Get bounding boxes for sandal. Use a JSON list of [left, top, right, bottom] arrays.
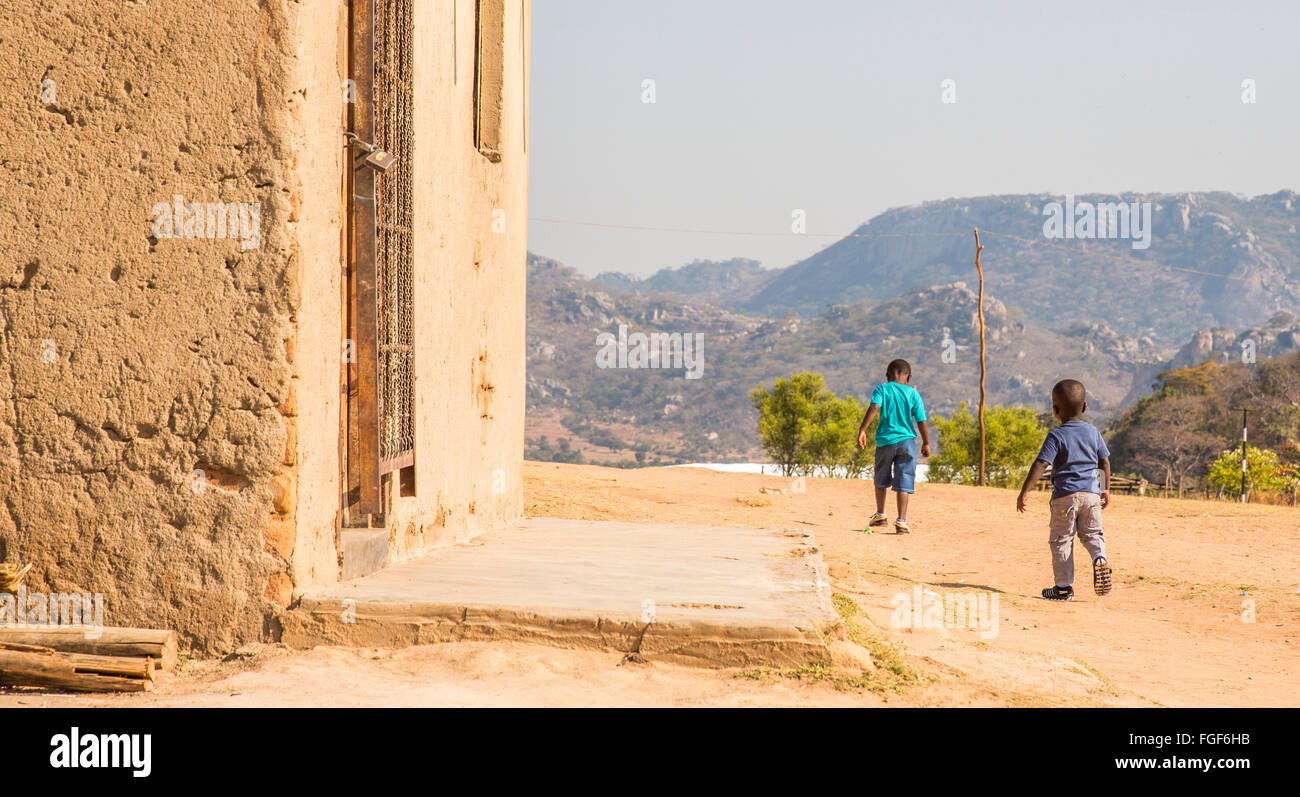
[[1093, 559, 1112, 596], [1042, 585, 1074, 601]]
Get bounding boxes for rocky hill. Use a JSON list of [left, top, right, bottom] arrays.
[[1166, 312, 1300, 370], [528, 189, 1300, 463], [592, 257, 774, 311], [526, 253, 1183, 464], [744, 191, 1300, 342]]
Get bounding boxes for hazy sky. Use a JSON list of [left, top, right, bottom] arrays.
[[527, 0, 1300, 278]]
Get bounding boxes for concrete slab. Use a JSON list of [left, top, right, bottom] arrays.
[[339, 529, 390, 581], [282, 518, 841, 667]]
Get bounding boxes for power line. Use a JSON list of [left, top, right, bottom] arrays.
[[528, 217, 966, 240]]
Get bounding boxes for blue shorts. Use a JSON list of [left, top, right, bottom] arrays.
[[874, 438, 917, 493]]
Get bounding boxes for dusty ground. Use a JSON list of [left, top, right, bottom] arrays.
[[5, 461, 1298, 707]]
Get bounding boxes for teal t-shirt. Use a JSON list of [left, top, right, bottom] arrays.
[[870, 382, 926, 446]]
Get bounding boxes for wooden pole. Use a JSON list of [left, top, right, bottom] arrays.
[[0, 642, 154, 679], [0, 626, 177, 671], [0, 646, 152, 693], [974, 228, 987, 486], [1240, 408, 1248, 504]]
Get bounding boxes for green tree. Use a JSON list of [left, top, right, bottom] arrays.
[[927, 404, 976, 483], [839, 394, 876, 479], [798, 393, 875, 477], [751, 372, 831, 476], [928, 403, 1048, 487], [751, 373, 875, 477], [1205, 447, 1286, 500], [1278, 443, 1300, 504], [1109, 353, 1300, 477], [1126, 395, 1223, 496]]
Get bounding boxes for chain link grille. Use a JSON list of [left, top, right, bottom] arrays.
[[374, 0, 415, 468]]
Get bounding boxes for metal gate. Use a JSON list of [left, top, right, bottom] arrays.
[[348, 0, 415, 517], [374, 0, 415, 473]]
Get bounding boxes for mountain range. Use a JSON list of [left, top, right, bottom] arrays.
[[529, 190, 1300, 464]]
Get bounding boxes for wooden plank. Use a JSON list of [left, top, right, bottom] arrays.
[[0, 627, 177, 672], [0, 641, 53, 654], [350, 0, 382, 517], [1, 642, 154, 679], [65, 653, 154, 681], [0, 648, 151, 693], [380, 449, 414, 473]]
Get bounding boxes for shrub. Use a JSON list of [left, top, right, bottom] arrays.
[[928, 403, 1047, 488]]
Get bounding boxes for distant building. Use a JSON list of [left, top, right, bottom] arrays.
[[1, 1, 530, 652]]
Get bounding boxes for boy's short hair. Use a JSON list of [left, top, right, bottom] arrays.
[[1052, 379, 1086, 415], [886, 359, 911, 381]]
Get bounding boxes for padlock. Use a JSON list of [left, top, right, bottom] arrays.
[[345, 132, 398, 173], [362, 149, 398, 173]]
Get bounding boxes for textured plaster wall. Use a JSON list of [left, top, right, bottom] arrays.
[[0, 0, 528, 652], [0, 0, 316, 653]]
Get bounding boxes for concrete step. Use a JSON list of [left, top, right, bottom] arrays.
[[285, 518, 841, 668], [339, 528, 390, 581]]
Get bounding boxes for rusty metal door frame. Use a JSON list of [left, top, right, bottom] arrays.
[[348, 0, 382, 517], [347, 0, 416, 520]]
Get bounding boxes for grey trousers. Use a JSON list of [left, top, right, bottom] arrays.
[[1049, 492, 1106, 586]]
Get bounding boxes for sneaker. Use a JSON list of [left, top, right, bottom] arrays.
[[1042, 585, 1074, 601], [894, 518, 910, 534], [1093, 558, 1112, 596], [867, 512, 888, 528]]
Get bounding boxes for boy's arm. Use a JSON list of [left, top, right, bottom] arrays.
[[1099, 457, 1111, 508], [1017, 459, 1048, 513], [913, 392, 930, 457], [856, 404, 880, 450]]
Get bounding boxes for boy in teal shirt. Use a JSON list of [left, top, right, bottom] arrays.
[[856, 359, 931, 533]]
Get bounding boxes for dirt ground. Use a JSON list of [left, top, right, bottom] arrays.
[[5, 461, 1298, 707]]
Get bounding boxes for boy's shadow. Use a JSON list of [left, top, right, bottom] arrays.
[[930, 581, 1009, 594]]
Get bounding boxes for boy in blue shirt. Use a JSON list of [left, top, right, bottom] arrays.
[[1016, 379, 1113, 601], [856, 359, 931, 534]]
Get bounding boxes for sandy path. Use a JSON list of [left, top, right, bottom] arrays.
[[5, 462, 1297, 707]]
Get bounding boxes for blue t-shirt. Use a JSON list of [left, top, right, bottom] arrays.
[[869, 382, 926, 446], [1035, 420, 1110, 499]]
